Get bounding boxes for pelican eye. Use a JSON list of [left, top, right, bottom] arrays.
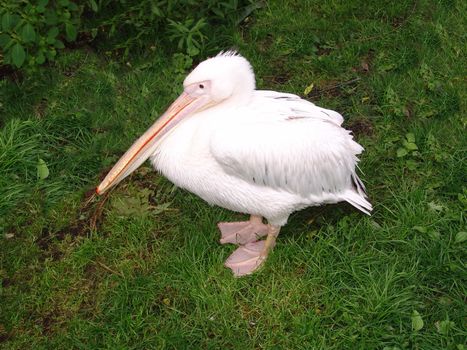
[[199, 84, 204, 89]]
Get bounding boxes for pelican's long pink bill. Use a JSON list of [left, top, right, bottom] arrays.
[[96, 92, 208, 195]]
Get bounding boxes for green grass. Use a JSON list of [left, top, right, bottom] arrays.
[[1, 0, 466, 348]]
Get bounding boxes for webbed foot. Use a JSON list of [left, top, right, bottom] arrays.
[[224, 225, 281, 277], [218, 215, 268, 245]]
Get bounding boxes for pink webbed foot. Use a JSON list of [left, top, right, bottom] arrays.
[[224, 241, 267, 277], [224, 225, 281, 277], [218, 215, 268, 245]]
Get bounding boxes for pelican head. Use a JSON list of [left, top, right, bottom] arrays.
[[97, 51, 255, 194], [184, 51, 255, 104]]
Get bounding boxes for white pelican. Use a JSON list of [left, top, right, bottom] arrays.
[[97, 51, 372, 276]]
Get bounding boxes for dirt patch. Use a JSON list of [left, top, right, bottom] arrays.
[[264, 71, 291, 85], [391, 16, 407, 28], [0, 333, 11, 344], [36, 226, 52, 251], [0, 64, 22, 82], [33, 98, 48, 119], [36, 183, 110, 261], [1, 278, 12, 288], [0, 323, 11, 343], [306, 78, 361, 99], [346, 118, 375, 137], [257, 34, 274, 53], [352, 50, 375, 74], [263, 64, 291, 85], [308, 82, 342, 98], [297, 202, 357, 228], [65, 32, 95, 50], [29, 308, 65, 336], [57, 191, 108, 240], [263, 56, 292, 85], [37, 227, 65, 262], [150, 285, 179, 315], [40, 313, 55, 335], [317, 47, 332, 56]]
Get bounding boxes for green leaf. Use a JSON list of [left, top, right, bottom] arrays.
[[47, 27, 59, 39], [50, 48, 57, 56], [411, 310, 424, 331], [110, 188, 170, 218], [65, 23, 77, 41], [44, 10, 58, 25], [212, 7, 225, 18], [0, 33, 12, 48], [38, 0, 49, 6], [406, 133, 415, 143], [45, 48, 57, 60], [304, 83, 314, 95], [428, 201, 444, 212], [151, 3, 161, 16], [413, 226, 427, 233], [236, 1, 264, 25], [378, 63, 397, 72], [37, 159, 49, 180], [403, 141, 418, 151], [89, 0, 98, 12], [370, 220, 382, 230], [11, 43, 26, 67], [68, 2, 78, 11], [10, 14, 20, 28], [406, 159, 418, 170], [54, 39, 65, 49], [397, 148, 408, 157], [436, 320, 454, 335], [419, 108, 435, 118], [455, 231, 467, 243], [1, 12, 12, 31], [36, 52, 45, 64], [187, 45, 199, 57], [3, 50, 12, 65], [37, 4, 46, 13], [21, 23, 36, 43]]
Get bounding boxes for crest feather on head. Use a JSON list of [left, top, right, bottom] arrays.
[[216, 50, 241, 58]]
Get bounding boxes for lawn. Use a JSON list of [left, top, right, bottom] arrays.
[[1, 0, 466, 349]]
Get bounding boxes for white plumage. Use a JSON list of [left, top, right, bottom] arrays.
[[152, 88, 371, 225], [98, 51, 372, 276]]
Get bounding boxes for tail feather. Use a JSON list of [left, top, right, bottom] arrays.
[[343, 189, 372, 215], [352, 173, 367, 197]]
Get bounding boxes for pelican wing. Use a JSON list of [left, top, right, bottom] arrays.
[[254, 90, 344, 126], [210, 93, 371, 213]]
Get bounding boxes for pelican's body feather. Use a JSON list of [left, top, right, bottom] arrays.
[[151, 90, 371, 226]]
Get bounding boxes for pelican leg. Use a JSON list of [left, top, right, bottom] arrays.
[[224, 225, 281, 277], [218, 215, 268, 245]]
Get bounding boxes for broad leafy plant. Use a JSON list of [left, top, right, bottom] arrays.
[[168, 18, 207, 57], [83, 0, 259, 57], [0, 0, 260, 71], [0, 0, 81, 69]]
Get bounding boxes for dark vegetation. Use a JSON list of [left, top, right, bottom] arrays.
[[0, 0, 259, 70]]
